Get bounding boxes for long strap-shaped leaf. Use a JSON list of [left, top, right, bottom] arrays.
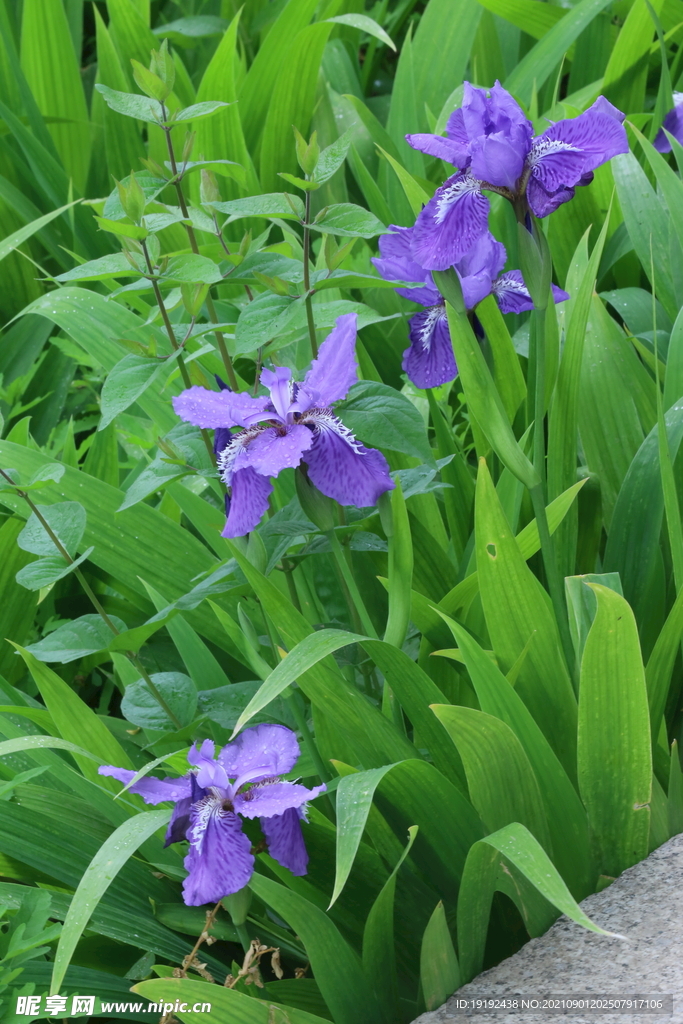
[[50, 808, 171, 995], [457, 822, 617, 983]]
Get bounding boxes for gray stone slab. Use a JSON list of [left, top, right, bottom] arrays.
[[412, 834, 683, 1024]]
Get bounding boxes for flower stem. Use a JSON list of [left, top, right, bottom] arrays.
[[326, 529, 377, 638], [0, 468, 183, 729], [302, 189, 318, 359], [162, 121, 239, 391], [140, 239, 216, 467]]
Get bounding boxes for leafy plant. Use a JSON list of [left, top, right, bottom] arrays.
[[0, 2, 682, 1022]]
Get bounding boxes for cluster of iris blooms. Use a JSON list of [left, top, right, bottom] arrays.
[[373, 81, 630, 389], [104, 84, 683, 905]]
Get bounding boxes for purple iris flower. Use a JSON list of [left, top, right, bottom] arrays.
[[654, 93, 683, 152], [172, 314, 394, 537], [99, 724, 326, 905], [406, 83, 628, 270], [372, 225, 568, 389]]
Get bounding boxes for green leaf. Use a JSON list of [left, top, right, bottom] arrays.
[[23, 613, 127, 664], [578, 584, 652, 876], [95, 83, 163, 124], [173, 100, 230, 123], [50, 809, 171, 995], [162, 254, 224, 284], [314, 129, 354, 185], [258, 23, 334, 192], [55, 253, 139, 282], [94, 215, 149, 240], [15, 546, 94, 591], [377, 146, 430, 217], [12, 646, 134, 782], [17, 501, 85, 557], [325, 14, 396, 50], [311, 203, 385, 238], [330, 760, 482, 912], [504, 0, 614, 105], [420, 901, 460, 1012], [20, 0, 91, 193], [134, 977, 331, 1024], [612, 151, 678, 321], [548, 215, 611, 577], [249, 874, 381, 1024], [362, 826, 417, 1024], [446, 305, 539, 490], [432, 705, 552, 853], [457, 823, 612, 983], [121, 672, 197, 731], [336, 381, 434, 464], [99, 354, 176, 430], [475, 461, 578, 778], [0, 200, 78, 265], [211, 193, 304, 221]]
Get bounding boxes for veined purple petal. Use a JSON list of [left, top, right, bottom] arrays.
[[98, 766, 191, 805], [405, 132, 467, 166], [586, 95, 625, 123], [404, 307, 456, 389], [654, 98, 683, 152], [492, 271, 570, 313], [242, 424, 312, 478], [165, 796, 193, 847], [298, 313, 358, 408], [526, 176, 575, 218], [221, 466, 272, 537], [411, 173, 489, 271], [219, 724, 301, 781], [183, 797, 254, 904], [261, 807, 309, 875], [260, 366, 293, 421], [372, 226, 440, 305], [492, 270, 534, 314], [173, 386, 270, 429], [303, 414, 395, 507], [531, 105, 628, 191], [234, 780, 326, 820]]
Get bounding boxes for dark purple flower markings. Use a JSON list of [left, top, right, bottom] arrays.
[[406, 82, 628, 271], [172, 314, 394, 537], [99, 724, 326, 905], [372, 224, 568, 389]]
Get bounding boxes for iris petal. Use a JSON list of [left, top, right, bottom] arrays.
[[404, 307, 456, 389], [303, 415, 395, 507], [411, 173, 490, 271], [298, 313, 359, 408], [261, 807, 309, 876], [219, 723, 301, 781], [183, 798, 254, 904], [234, 781, 326, 820], [172, 386, 270, 429], [221, 467, 272, 538]]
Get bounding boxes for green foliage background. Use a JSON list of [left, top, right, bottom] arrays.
[[0, 0, 681, 1021]]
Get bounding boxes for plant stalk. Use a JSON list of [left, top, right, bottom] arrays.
[[326, 529, 377, 638], [163, 119, 239, 390]]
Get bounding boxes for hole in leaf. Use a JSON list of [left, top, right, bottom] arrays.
[[486, 543, 497, 558]]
